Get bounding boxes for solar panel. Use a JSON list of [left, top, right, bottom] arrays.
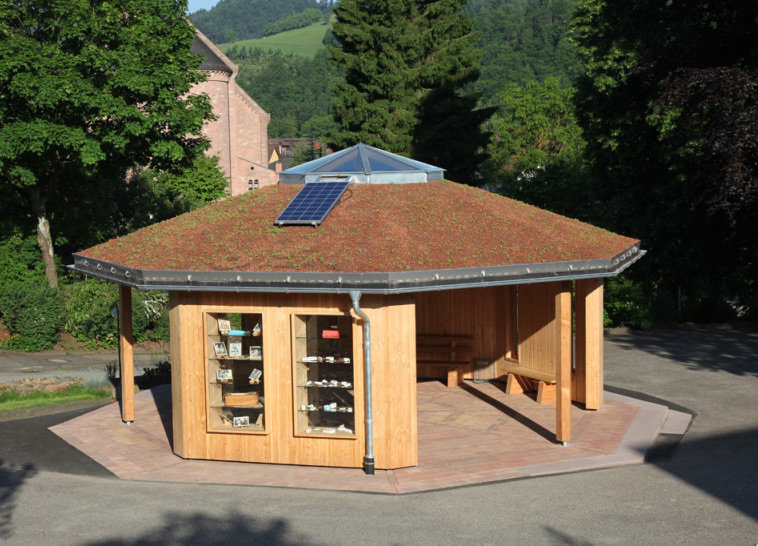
[[275, 181, 350, 226]]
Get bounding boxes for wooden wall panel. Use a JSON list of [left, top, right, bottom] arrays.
[[516, 282, 562, 378], [416, 286, 512, 380], [169, 291, 209, 459], [171, 291, 404, 468], [363, 294, 417, 469]]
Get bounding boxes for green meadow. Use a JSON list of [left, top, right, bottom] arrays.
[[219, 23, 330, 58]]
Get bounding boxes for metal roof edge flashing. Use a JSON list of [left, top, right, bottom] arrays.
[[69, 244, 643, 294]]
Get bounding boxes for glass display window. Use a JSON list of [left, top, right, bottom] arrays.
[[292, 314, 356, 437], [206, 312, 266, 433]]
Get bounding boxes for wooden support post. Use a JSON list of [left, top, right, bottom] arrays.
[[556, 282, 572, 443], [575, 278, 604, 410], [505, 286, 517, 360], [119, 285, 135, 423]]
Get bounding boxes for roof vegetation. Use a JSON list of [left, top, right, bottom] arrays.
[[78, 181, 638, 274]]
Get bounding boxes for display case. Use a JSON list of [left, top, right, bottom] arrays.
[[293, 314, 355, 437], [206, 312, 266, 433]]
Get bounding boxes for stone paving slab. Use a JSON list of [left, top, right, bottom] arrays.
[[49, 381, 676, 494]]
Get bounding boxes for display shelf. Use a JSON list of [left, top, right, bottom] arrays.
[[293, 314, 355, 438], [298, 407, 353, 413], [211, 402, 264, 409], [206, 312, 266, 434], [298, 384, 353, 389]]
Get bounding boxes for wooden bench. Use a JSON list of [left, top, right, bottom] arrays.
[[502, 358, 557, 404], [416, 334, 473, 387]]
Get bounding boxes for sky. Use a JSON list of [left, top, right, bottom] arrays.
[[187, 0, 219, 14]]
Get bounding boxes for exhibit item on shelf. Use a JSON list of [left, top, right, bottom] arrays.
[[225, 392, 259, 406], [228, 329, 247, 337], [233, 416, 249, 428], [249, 368, 262, 384], [213, 341, 227, 357], [294, 314, 356, 437], [252, 322, 262, 336], [217, 319, 231, 334], [249, 346, 262, 360], [228, 342, 242, 357], [216, 369, 233, 382]]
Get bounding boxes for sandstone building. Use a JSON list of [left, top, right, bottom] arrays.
[[191, 30, 278, 195]]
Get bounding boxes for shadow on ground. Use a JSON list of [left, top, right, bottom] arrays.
[[0, 463, 36, 540], [656, 426, 758, 521], [85, 512, 317, 546], [609, 327, 758, 376]]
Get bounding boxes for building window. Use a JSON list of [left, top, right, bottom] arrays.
[[253, 180, 259, 190], [248, 180, 253, 191]]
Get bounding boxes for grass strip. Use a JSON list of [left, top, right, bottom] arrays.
[[0, 384, 111, 412]]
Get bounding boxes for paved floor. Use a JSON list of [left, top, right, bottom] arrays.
[[49, 379, 688, 494]]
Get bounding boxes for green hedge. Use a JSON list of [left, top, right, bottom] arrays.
[[0, 280, 65, 351], [63, 279, 170, 348]]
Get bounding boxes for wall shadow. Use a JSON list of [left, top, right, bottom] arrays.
[[608, 327, 758, 377], [147, 384, 174, 449], [85, 511, 318, 546], [0, 462, 36, 541]]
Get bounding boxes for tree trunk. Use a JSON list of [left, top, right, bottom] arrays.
[[30, 188, 58, 289]]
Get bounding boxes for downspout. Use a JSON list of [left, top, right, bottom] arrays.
[[350, 291, 375, 475]]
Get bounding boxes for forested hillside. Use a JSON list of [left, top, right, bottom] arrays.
[[214, 0, 579, 136], [189, 0, 331, 43], [231, 48, 340, 138], [470, 0, 580, 102]]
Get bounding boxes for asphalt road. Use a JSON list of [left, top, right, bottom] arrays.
[[0, 349, 169, 385], [1, 326, 757, 545]]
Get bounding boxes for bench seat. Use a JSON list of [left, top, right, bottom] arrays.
[[416, 334, 473, 387]]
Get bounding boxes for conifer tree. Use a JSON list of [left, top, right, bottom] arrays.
[[329, 0, 493, 184]]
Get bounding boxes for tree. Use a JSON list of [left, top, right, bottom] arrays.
[[329, 0, 493, 184], [483, 77, 593, 218], [572, 0, 758, 317], [0, 0, 214, 287], [468, 0, 581, 104]]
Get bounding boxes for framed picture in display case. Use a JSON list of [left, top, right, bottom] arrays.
[[213, 342, 227, 357], [233, 416, 249, 428], [216, 369, 233, 382], [217, 319, 231, 333], [229, 342, 242, 357]]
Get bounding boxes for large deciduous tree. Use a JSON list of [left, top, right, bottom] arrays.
[[329, 0, 493, 184], [571, 0, 758, 316], [0, 0, 214, 288], [484, 77, 593, 219]]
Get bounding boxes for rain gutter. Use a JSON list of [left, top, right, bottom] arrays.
[[349, 291, 374, 475], [68, 244, 645, 294]]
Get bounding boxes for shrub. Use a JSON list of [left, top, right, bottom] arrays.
[[132, 290, 170, 342], [64, 279, 170, 347], [604, 276, 653, 330], [0, 280, 65, 351], [136, 359, 171, 390], [0, 234, 48, 289], [64, 278, 119, 348]]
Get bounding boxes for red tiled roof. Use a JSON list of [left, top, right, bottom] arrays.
[[77, 181, 638, 274]]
